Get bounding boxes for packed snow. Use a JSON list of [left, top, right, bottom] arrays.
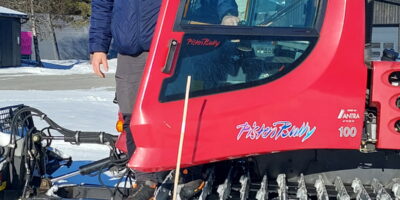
[[0, 59, 117, 76], [0, 59, 125, 187], [0, 90, 117, 132], [0, 60, 119, 161], [0, 90, 118, 160]]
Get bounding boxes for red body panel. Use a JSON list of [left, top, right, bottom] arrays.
[[371, 61, 400, 149], [116, 131, 128, 153], [115, 0, 368, 172]]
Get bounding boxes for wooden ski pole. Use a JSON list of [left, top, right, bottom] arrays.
[[172, 76, 191, 200]]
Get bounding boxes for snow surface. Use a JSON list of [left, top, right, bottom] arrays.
[[0, 59, 117, 76], [1, 59, 121, 186], [0, 90, 118, 161]]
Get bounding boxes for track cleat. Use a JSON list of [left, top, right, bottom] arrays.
[[277, 174, 288, 200], [180, 179, 205, 200], [351, 178, 371, 200], [296, 174, 307, 200]]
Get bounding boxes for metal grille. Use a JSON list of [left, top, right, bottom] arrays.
[[0, 105, 33, 137]]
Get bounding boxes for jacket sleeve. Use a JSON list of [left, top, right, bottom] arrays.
[[89, 0, 114, 54], [217, 0, 238, 20]]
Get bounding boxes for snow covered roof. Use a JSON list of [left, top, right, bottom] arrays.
[[0, 6, 28, 19]]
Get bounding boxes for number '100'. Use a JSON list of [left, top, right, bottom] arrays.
[[339, 127, 357, 137]]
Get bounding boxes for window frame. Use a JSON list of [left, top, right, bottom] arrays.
[[159, 0, 328, 102], [173, 0, 327, 37]]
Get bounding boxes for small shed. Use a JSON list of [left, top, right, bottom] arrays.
[[0, 6, 28, 67]]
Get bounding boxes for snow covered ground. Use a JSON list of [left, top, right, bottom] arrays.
[[0, 90, 117, 133], [0, 59, 121, 186], [0, 59, 117, 76], [0, 90, 118, 161]]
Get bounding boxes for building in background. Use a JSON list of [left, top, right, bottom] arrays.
[[22, 16, 91, 60], [372, 0, 400, 60], [20, 14, 92, 61], [0, 6, 28, 67], [1, 1, 399, 62]]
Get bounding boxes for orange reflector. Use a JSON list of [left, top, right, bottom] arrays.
[[0, 181, 6, 191], [183, 169, 189, 175], [116, 120, 124, 133], [0, 173, 5, 191]]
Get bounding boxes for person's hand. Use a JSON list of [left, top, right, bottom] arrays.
[[221, 15, 240, 26], [91, 52, 109, 78]]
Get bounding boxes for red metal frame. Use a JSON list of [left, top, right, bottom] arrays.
[[116, 0, 368, 172], [370, 61, 400, 149]]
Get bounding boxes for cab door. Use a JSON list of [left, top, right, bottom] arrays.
[[127, 0, 368, 172]]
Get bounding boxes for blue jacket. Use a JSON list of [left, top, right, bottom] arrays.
[[89, 0, 162, 55], [89, 0, 238, 56]]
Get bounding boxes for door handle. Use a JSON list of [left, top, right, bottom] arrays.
[[162, 39, 178, 74]]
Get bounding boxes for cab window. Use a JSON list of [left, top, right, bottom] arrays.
[[160, 35, 315, 102], [180, 0, 319, 28], [160, 0, 322, 102]]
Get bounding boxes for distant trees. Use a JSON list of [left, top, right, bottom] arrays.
[[1, 1, 29, 13], [1, 0, 92, 62], [1, 0, 91, 19]]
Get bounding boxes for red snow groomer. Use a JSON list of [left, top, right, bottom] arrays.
[[1, 0, 400, 199]]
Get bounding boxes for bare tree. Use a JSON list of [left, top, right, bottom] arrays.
[[2, 0, 91, 61], [0, 1, 29, 12], [30, 0, 42, 66], [47, 13, 60, 60]]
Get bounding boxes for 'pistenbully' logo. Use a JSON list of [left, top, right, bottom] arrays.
[[236, 121, 316, 142]]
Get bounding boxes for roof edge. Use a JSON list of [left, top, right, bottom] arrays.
[[0, 6, 28, 19]]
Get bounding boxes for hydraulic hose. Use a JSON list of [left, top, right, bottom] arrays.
[[10, 106, 118, 145], [63, 131, 118, 145], [51, 154, 128, 183]]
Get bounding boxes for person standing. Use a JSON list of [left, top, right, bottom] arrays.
[[89, 0, 163, 199]]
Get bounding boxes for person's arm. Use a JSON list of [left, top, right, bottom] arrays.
[[217, 0, 240, 25], [89, 0, 114, 78]]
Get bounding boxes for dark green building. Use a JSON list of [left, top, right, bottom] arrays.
[[0, 6, 28, 67]]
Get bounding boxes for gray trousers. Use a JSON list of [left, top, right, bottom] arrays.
[[116, 53, 147, 115], [116, 53, 166, 182]]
